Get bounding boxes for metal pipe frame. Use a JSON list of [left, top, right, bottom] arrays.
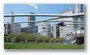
[[10, 20, 84, 24], [4, 13, 84, 18]]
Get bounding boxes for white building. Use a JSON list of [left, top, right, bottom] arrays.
[[59, 9, 74, 38], [41, 22, 51, 37], [59, 4, 84, 39], [52, 4, 84, 39]]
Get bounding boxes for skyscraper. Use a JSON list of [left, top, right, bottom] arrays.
[[10, 11, 21, 34], [10, 11, 14, 23], [10, 11, 15, 34], [28, 12, 35, 27]]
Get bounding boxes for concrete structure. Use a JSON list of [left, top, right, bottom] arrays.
[[59, 9, 74, 38], [41, 22, 51, 37], [13, 23, 21, 34], [28, 12, 38, 34], [35, 26, 38, 34], [5, 23, 21, 34], [4, 22, 11, 35], [73, 4, 84, 31], [10, 11, 15, 34], [28, 12, 35, 28], [52, 24, 60, 38], [10, 11, 14, 23]]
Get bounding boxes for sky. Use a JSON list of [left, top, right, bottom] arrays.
[[4, 4, 74, 27], [4, 4, 73, 14]]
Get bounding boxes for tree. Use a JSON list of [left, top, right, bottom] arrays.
[[60, 38, 65, 43], [7, 34, 16, 43], [54, 37, 61, 43], [56, 37, 65, 44], [49, 38, 56, 43], [37, 36, 44, 43], [49, 37, 65, 44], [44, 36, 50, 43], [42, 36, 50, 43], [4, 36, 7, 43], [14, 34, 21, 43], [26, 34, 37, 43]]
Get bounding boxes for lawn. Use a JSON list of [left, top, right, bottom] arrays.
[[4, 44, 84, 49]]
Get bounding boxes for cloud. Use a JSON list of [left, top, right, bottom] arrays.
[[29, 4, 38, 10]]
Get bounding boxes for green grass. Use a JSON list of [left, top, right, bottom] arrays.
[[4, 44, 84, 49]]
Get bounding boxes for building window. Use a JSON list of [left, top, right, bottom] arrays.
[[81, 18, 84, 21], [61, 29, 63, 31]]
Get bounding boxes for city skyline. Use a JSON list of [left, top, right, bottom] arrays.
[[4, 4, 84, 34], [4, 4, 74, 27], [4, 4, 84, 49]]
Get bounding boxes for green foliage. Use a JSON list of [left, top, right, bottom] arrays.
[[14, 35, 20, 43], [60, 38, 65, 43], [37, 36, 43, 43], [8, 34, 16, 38], [55, 37, 65, 43], [5, 34, 16, 43], [49, 38, 56, 43], [27, 34, 37, 41], [14, 33, 30, 43], [44, 36, 50, 42], [55, 37, 61, 42], [4, 36, 7, 43], [37, 36, 50, 43], [4, 33, 65, 44]]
